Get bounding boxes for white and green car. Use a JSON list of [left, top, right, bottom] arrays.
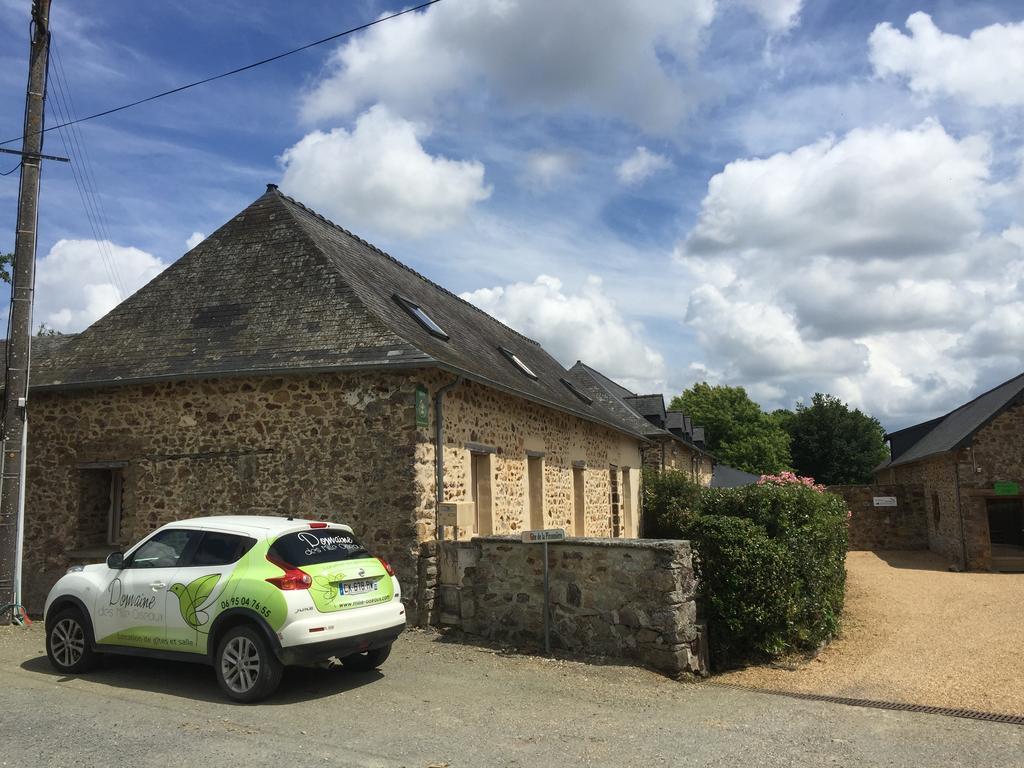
[[43, 516, 407, 702]]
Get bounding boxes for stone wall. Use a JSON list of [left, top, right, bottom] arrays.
[[437, 536, 707, 676], [23, 372, 423, 610], [642, 438, 714, 487], [414, 374, 644, 544], [829, 484, 928, 550]]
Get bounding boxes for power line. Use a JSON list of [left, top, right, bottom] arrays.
[[45, 50, 127, 297], [0, 163, 21, 176], [1, 0, 443, 147], [49, 41, 127, 296]]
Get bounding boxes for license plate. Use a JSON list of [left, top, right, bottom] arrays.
[[339, 578, 377, 595]]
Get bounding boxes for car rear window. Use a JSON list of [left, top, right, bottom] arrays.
[[268, 529, 369, 566]]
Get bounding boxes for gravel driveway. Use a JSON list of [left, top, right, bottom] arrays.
[[719, 551, 1024, 715], [2, 620, 1023, 767]]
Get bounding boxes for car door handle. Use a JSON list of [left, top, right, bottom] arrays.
[[149, 581, 167, 590]]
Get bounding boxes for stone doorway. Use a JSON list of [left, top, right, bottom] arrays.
[[987, 498, 1024, 572]]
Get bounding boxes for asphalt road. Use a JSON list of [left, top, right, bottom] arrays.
[[1, 624, 1021, 768]]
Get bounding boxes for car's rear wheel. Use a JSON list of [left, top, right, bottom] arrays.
[[340, 643, 392, 672], [45, 607, 98, 674], [214, 624, 283, 703]]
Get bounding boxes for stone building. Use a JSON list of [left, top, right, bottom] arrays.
[[16, 186, 659, 612], [566, 362, 714, 484], [874, 372, 1024, 571]]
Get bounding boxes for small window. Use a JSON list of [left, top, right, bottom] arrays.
[[499, 346, 537, 379], [189, 531, 256, 566], [127, 529, 197, 569], [394, 294, 449, 340], [560, 377, 593, 404]]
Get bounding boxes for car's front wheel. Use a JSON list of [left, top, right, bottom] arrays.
[[214, 624, 283, 703], [45, 607, 98, 674], [340, 643, 392, 672]]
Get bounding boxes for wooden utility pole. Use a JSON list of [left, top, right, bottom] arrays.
[[0, 0, 52, 622]]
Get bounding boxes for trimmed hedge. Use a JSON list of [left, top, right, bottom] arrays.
[[643, 470, 848, 668]]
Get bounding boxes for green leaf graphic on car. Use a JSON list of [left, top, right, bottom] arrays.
[[170, 573, 221, 630], [312, 575, 338, 601]]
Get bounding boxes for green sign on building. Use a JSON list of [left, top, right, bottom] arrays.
[[415, 385, 430, 427], [994, 481, 1020, 496]]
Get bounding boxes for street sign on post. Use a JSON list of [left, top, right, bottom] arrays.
[[521, 528, 564, 656]]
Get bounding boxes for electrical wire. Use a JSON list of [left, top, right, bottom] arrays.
[[0, 162, 21, 176], [53, 43, 126, 295], [0, 0, 443, 147], [46, 41, 127, 297]]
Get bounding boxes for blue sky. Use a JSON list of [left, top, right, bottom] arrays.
[[2, 0, 1023, 430]]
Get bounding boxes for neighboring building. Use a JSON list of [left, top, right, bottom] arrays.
[[16, 185, 651, 612], [875, 372, 1024, 571], [566, 363, 714, 485]]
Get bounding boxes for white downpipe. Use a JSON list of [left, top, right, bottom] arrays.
[[13, 420, 26, 611]]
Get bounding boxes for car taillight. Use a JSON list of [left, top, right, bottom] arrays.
[[308, 522, 328, 528], [266, 554, 312, 590], [377, 557, 395, 577]]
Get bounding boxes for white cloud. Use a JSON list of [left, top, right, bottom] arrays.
[[300, 0, 720, 133], [733, 0, 803, 32], [186, 231, 205, 250], [461, 274, 667, 393], [869, 13, 1024, 108], [279, 105, 491, 238], [684, 120, 990, 259], [36, 239, 167, 332], [676, 122, 1024, 423], [616, 146, 672, 186], [524, 151, 575, 189]]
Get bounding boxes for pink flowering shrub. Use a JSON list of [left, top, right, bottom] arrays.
[[757, 471, 826, 493]]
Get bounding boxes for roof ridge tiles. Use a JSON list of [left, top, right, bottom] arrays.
[[273, 187, 542, 349]]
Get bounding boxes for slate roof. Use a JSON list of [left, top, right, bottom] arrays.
[[880, 371, 1024, 469], [23, 186, 649, 439], [711, 464, 760, 488], [565, 362, 712, 457], [625, 395, 667, 428]]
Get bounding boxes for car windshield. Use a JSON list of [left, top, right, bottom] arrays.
[[268, 529, 369, 566]]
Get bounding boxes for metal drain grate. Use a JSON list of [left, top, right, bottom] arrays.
[[708, 682, 1024, 726]]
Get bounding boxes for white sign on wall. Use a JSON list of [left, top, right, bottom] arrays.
[[873, 496, 898, 507]]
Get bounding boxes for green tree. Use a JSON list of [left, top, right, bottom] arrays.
[[0, 252, 11, 284], [782, 393, 888, 485], [671, 383, 792, 475]]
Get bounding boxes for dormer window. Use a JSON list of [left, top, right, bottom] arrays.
[[560, 377, 593, 405], [499, 346, 537, 379], [394, 294, 449, 340]]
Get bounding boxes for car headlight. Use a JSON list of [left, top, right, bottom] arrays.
[[65, 564, 84, 574]]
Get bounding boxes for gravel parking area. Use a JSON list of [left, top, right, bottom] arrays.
[[2, 620, 1023, 767], [719, 551, 1024, 715]]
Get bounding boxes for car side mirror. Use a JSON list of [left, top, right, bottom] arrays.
[[106, 551, 125, 570]]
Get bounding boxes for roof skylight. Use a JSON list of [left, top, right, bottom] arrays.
[[560, 377, 593, 405], [393, 294, 449, 340], [499, 346, 537, 379]]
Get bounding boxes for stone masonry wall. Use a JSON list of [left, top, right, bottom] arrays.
[[22, 372, 422, 611], [829, 484, 928, 550], [413, 374, 643, 543], [438, 536, 707, 676], [641, 438, 713, 487]]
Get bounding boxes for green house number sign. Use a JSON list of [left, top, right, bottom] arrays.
[[415, 385, 430, 427], [994, 481, 1020, 496]]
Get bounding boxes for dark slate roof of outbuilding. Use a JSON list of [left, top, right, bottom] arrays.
[[880, 371, 1024, 469], [24, 187, 648, 439], [710, 464, 760, 488], [565, 362, 712, 457], [564, 362, 662, 437]]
